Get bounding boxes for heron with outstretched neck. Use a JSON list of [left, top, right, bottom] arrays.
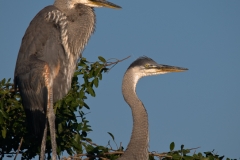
[[14, 0, 121, 159], [118, 56, 187, 160]]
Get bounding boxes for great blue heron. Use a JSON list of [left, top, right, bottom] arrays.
[[118, 56, 187, 159], [14, 0, 121, 159]]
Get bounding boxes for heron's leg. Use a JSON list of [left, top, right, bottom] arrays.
[[40, 120, 48, 160], [47, 88, 57, 160]]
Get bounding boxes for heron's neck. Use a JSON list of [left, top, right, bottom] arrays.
[[66, 4, 95, 57], [52, 3, 95, 84], [53, 3, 95, 58], [119, 69, 149, 160]]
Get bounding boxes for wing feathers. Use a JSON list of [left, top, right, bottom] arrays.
[[15, 56, 50, 137]]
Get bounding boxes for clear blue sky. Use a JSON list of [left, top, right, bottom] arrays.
[[0, 0, 239, 159]]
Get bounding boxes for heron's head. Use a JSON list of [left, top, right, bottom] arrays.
[[128, 56, 188, 78], [67, 0, 121, 9]]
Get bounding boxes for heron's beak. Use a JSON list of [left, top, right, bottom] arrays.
[[156, 64, 188, 73], [89, 0, 121, 9]]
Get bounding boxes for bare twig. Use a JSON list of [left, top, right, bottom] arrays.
[[14, 137, 23, 160], [149, 152, 172, 158], [105, 56, 131, 71], [85, 139, 99, 147], [105, 56, 131, 66]]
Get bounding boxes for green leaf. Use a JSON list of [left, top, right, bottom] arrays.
[[0, 109, 8, 118], [87, 87, 95, 97], [149, 154, 155, 160], [99, 73, 102, 80], [107, 132, 115, 141], [97, 145, 108, 152], [1, 78, 6, 85], [79, 89, 84, 99], [98, 56, 106, 63], [95, 67, 101, 75], [181, 144, 184, 150], [183, 149, 190, 155], [198, 152, 203, 157], [172, 154, 182, 159], [170, 142, 175, 151], [0, 115, 3, 124], [218, 156, 224, 160], [82, 131, 87, 137], [58, 123, 63, 134], [183, 155, 193, 160], [204, 152, 212, 156], [93, 78, 99, 87], [66, 148, 73, 155], [7, 78, 11, 83], [85, 144, 94, 153], [2, 127, 7, 138], [83, 102, 90, 109], [74, 133, 80, 142], [74, 71, 82, 76]]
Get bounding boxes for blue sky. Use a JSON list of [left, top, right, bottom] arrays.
[[0, 0, 239, 159]]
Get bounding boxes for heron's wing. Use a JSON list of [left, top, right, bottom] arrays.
[[15, 57, 49, 137], [14, 5, 64, 137]]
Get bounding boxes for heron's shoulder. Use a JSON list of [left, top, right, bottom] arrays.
[[32, 5, 62, 21], [17, 5, 64, 62], [23, 5, 64, 37], [37, 5, 60, 15]]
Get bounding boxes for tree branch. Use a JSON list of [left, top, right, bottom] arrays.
[[14, 137, 23, 160], [60, 145, 201, 160]]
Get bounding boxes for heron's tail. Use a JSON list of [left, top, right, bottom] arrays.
[[16, 77, 48, 139], [24, 108, 47, 139]]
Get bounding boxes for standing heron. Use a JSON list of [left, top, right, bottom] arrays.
[[14, 0, 121, 159], [118, 56, 187, 160]]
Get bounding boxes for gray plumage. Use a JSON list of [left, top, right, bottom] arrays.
[[15, 3, 95, 138], [118, 57, 188, 160], [14, 0, 121, 159]]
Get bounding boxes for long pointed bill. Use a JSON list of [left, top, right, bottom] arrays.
[[90, 0, 121, 9], [157, 64, 188, 73]]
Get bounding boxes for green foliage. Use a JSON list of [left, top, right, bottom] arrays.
[[0, 78, 33, 158], [0, 57, 109, 159], [159, 142, 233, 160]]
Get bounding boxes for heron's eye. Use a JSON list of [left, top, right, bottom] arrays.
[[145, 64, 150, 68]]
